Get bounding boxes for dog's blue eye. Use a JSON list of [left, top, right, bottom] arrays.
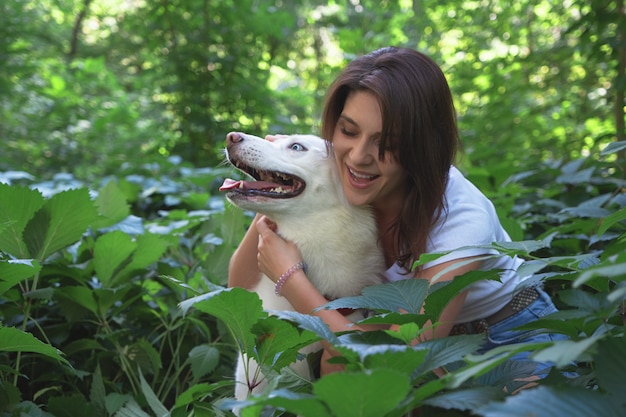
[[289, 143, 307, 152]]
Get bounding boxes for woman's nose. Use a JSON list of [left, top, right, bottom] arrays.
[[350, 137, 375, 165]]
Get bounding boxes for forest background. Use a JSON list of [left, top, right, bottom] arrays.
[[1, 1, 625, 417]]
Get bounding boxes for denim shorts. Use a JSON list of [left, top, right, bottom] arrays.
[[477, 286, 569, 375]]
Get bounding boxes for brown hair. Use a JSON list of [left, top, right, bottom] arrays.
[[321, 47, 460, 271]]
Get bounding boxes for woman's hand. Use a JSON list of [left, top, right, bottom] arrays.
[[255, 215, 304, 283]]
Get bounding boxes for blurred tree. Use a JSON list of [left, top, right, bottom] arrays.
[[0, 0, 622, 180]]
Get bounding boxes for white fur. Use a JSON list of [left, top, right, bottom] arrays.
[[223, 133, 384, 402]]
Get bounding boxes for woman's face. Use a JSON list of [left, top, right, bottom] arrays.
[[332, 90, 408, 213]]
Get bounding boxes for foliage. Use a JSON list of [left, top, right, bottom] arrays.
[[0, 159, 247, 416], [1, 0, 625, 416], [1, 0, 624, 178], [0, 140, 625, 416]]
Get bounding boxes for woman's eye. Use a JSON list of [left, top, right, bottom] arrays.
[[289, 143, 307, 151], [340, 127, 357, 137]]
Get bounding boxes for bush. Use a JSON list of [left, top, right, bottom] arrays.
[[0, 143, 625, 416]]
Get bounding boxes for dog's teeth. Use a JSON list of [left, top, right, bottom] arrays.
[[239, 182, 244, 189]]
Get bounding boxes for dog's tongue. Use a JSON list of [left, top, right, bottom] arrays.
[[219, 178, 280, 191]]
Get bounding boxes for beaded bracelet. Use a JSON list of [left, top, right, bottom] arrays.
[[274, 261, 307, 296]]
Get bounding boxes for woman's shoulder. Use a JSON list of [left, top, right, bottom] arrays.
[[428, 166, 509, 251], [444, 166, 495, 212]]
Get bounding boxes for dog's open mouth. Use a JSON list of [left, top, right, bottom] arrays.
[[220, 160, 305, 198]]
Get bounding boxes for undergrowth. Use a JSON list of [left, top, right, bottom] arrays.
[[1, 144, 625, 417]]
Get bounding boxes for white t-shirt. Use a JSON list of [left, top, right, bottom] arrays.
[[384, 166, 526, 323]]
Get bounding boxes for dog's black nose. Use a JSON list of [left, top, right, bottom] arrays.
[[226, 132, 244, 145]]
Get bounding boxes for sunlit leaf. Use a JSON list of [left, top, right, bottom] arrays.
[[93, 180, 131, 229], [184, 288, 264, 353], [0, 184, 45, 258], [93, 231, 136, 286], [22, 188, 98, 260]]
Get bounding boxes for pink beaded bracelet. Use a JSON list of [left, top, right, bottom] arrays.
[[274, 261, 307, 296]]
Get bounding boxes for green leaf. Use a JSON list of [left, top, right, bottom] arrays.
[[47, 394, 97, 417], [105, 393, 132, 416], [252, 316, 319, 369], [424, 387, 504, 412], [0, 325, 69, 366], [272, 310, 339, 345], [598, 207, 626, 237], [93, 180, 131, 229], [313, 369, 411, 417], [417, 335, 486, 375], [129, 339, 162, 374], [138, 370, 169, 417], [0, 184, 45, 258], [89, 364, 106, 415], [532, 337, 600, 367], [574, 260, 626, 287], [362, 346, 429, 375], [113, 233, 169, 285], [93, 231, 136, 286], [232, 389, 328, 417], [189, 345, 220, 380], [594, 335, 626, 398], [0, 259, 41, 295], [55, 286, 99, 316], [424, 270, 501, 321], [112, 398, 152, 417], [22, 188, 98, 260], [477, 385, 620, 417], [173, 381, 233, 408], [600, 140, 626, 155], [183, 288, 264, 353], [323, 280, 430, 316], [220, 203, 248, 248]]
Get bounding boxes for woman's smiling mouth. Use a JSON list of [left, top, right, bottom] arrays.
[[347, 165, 379, 186]]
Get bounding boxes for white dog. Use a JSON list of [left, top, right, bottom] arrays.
[[220, 132, 384, 401]]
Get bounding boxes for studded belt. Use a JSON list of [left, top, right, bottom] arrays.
[[449, 287, 540, 336]]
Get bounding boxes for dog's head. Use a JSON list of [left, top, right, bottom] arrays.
[[220, 132, 342, 216]]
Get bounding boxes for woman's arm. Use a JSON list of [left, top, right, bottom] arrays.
[[255, 216, 359, 375], [410, 258, 482, 340], [228, 213, 263, 290]]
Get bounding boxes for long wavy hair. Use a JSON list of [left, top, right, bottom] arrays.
[[321, 46, 460, 271]]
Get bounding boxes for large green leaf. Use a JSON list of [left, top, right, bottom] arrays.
[[477, 385, 620, 417], [55, 286, 99, 316], [252, 316, 318, 369], [424, 269, 502, 321], [589, 335, 626, 398], [113, 233, 169, 285], [322, 279, 430, 315], [183, 288, 264, 353], [22, 188, 98, 260], [424, 387, 504, 412], [0, 184, 45, 258], [188, 345, 220, 381], [416, 334, 486, 375], [93, 231, 136, 287], [0, 325, 69, 366], [313, 369, 411, 417]]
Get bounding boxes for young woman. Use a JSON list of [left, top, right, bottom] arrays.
[[228, 46, 565, 377]]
